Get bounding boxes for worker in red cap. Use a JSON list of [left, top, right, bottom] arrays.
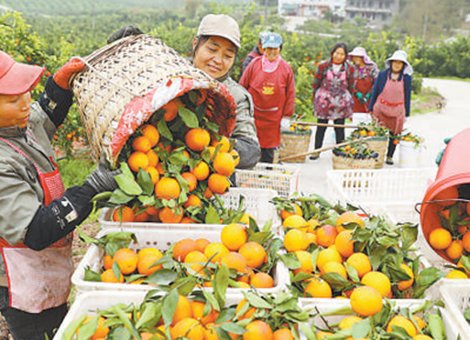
[[0, 51, 119, 339]]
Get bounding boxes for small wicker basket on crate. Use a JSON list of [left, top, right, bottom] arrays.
[[332, 152, 378, 170], [279, 129, 312, 163], [70, 34, 235, 164], [365, 136, 387, 168]]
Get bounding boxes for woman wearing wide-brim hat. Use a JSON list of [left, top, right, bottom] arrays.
[[349, 47, 379, 113], [369, 50, 413, 165]]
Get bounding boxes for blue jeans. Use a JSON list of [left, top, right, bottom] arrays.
[[0, 287, 67, 340]]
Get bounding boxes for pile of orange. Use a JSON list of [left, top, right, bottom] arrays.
[[110, 90, 240, 224], [279, 205, 421, 300], [426, 201, 470, 272], [97, 223, 277, 289]]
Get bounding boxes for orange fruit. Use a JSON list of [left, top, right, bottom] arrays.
[[140, 124, 160, 147], [203, 324, 219, 340], [222, 252, 247, 273], [137, 249, 163, 276], [186, 128, 211, 152], [145, 166, 159, 185], [101, 269, 124, 283], [155, 177, 181, 200], [446, 269, 468, 279], [230, 149, 240, 166], [346, 252, 372, 278], [316, 332, 334, 339], [283, 215, 308, 230], [81, 316, 109, 340], [172, 317, 204, 340], [316, 247, 342, 272], [221, 223, 247, 251], [239, 242, 267, 268], [462, 231, 470, 252], [173, 239, 199, 262], [162, 101, 179, 122], [132, 136, 152, 153], [191, 301, 218, 324], [213, 152, 236, 177], [103, 254, 114, 270], [386, 315, 417, 337], [283, 229, 309, 252], [321, 261, 347, 279], [172, 295, 193, 326], [273, 328, 294, 340], [159, 206, 184, 223], [195, 238, 211, 253], [350, 286, 383, 317], [339, 316, 362, 330], [243, 320, 273, 340], [336, 211, 365, 232], [208, 173, 230, 194], [184, 194, 202, 209], [250, 272, 274, 288], [280, 203, 302, 220], [113, 248, 138, 275], [413, 315, 426, 330], [293, 251, 313, 275], [191, 161, 210, 181], [335, 230, 355, 258], [181, 172, 197, 192], [204, 187, 213, 199], [316, 225, 338, 247], [204, 242, 229, 263], [304, 277, 332, 298], [211, 135, 230, 153], [429, 228, 452, 250], [413, 335, 433, 340], [235, 299, 256, 320], [146, 150, 159, 167], [128, 151, 149, 172], [361, 271, 391, 298], [181, 217, 196, 224], [185, 250, 209, 273], [397, 263, 414, 291], [112, 206, 135, 223]]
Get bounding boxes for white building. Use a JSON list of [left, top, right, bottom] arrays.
[[278, 0, 346, 17]]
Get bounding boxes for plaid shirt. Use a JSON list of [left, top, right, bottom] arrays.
[[312, 59, 357, 96]]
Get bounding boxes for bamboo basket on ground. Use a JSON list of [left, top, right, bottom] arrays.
[[70, 34, 236, 165], [365, 137, 388, 168], [332, 151, 378, 170], [279, 129, 312, 163]]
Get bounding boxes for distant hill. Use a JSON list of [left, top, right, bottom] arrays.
[[0, 0, 186, 15]]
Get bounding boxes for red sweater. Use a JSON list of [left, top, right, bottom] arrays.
[[239, 57, 296, 148]]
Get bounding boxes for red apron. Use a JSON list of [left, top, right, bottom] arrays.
[[372, 77, 406, 134], [0, 135, 73, 313], [353, 76, 373, 113]]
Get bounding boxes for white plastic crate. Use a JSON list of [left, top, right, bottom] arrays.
[[327, 168, 437, 223], [299, 299, 461, 340], [235, 163, 300, 198], [72, 226, 288, 296], [99, 187, 281, 233], [439, 284, 470, 339], [54, 290, 245, 340]]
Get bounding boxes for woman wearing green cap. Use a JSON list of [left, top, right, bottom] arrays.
[[239, 32, 296, 163], [192, 14, 261, 169], [0, 51, 119, 339]]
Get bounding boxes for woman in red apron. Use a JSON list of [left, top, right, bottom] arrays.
[[349, 47, 378, 113], [311, 42, 356, 160], [239, 32, 296, 163], [369, 50, 413, 165], [0, 51, 119, 339]]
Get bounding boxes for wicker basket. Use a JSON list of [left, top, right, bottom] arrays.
[[279, 129, 312, 163], [365, 137, 387, 168], [332, 153, 378, 170], [70, 35, 235, 164]]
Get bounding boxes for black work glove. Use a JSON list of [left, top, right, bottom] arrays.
[[107, 25, 144, 44], [85, 163, 121, 194]]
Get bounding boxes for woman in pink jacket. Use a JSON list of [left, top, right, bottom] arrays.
[[239, 32, 296, 163]]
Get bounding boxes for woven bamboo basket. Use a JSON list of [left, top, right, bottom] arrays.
[[366, 137, 387, 169], [279, 129, 312, 163], [332, 153, 378, 170], [70, 34, 235, 164]]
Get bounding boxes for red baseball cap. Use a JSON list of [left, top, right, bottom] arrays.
[[0, 51, 45, 95]]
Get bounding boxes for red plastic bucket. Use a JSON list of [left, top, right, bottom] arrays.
[[420, 127, 470, 262]]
